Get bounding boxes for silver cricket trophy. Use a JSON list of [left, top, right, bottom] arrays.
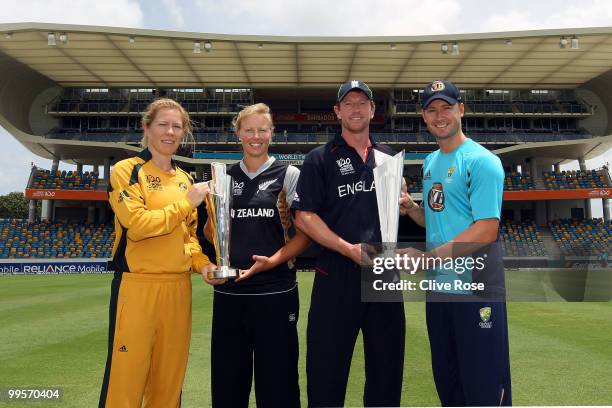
[[205, 162, 238, 279], [373, 150, 404, 248]]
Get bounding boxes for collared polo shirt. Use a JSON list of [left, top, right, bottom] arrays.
[[292, 133, 395, 270]]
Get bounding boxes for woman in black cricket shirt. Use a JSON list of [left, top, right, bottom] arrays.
[[204, 103, 310, 407]]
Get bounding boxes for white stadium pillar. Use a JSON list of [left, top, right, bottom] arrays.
[[41, 200, 53, 221], [584, 200, 592, 219], [28, 200, 36, 222], [42, 159, 59, 221], [604, 199, 611, 222], [579, 157, 592, 219]]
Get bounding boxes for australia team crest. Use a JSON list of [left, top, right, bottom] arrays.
[[479, 307, 492, 328]]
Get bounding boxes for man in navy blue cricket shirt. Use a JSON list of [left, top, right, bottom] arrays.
[[293, 80, 405, 407]]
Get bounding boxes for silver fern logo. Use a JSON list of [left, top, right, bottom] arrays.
[[257, 178, 278, 193]]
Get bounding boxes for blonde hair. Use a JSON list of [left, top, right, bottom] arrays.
[[140, 98, 194, 148], [232, 103, 274, 132]]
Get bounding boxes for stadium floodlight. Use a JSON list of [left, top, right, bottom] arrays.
[[193, 41, 201, 54], [390, 43, 397, 50], [128, 36, 135, 43], [451, 42, 459, 55], [571, 36, 579, 49], [505, 39, 512, 46], [559, 37, 568, 49], [257, 43, 264, 49], [47, 33, 56, 46], [58, 33, 68, 45], [441, 43, 448, 54], [204, 40, 212, 52]]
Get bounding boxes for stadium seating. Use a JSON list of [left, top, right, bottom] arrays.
[[50, 96, 243, 115], [394, 98, 588, 116], [30, 169, 98, 190], [394, 102, 419, 113], [542, 169, 608, 190], [504, 171, 535, 191], [499, 220, 547, 257], [513, 101, 557, 114], [559, 101, 589, 114], [468, 101, 513, 114], [0, 220, 114, 259], [549, 218, 611, 256], [404, 175, 422, 193]]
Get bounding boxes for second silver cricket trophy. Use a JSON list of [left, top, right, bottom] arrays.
[[373, 150, 404, 248]]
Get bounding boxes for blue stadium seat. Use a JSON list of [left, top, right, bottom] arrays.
[[550, 218, 611, 257], [0, 220, 114, 259], [499, 220, 546, 257]]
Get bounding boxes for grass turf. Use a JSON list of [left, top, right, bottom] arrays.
[[0, 272, 611, 407]]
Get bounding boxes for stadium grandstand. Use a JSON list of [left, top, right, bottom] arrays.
[[0, 22, 610, 269]]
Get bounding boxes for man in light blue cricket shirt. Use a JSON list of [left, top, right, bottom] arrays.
[[399, 80, 512, 406]]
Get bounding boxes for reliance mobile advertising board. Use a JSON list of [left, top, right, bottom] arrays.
[[0, 259, 112, 275]]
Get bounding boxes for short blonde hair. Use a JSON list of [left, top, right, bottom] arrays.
[[140, 98, 194, 148], [232, 103, 274, 132]]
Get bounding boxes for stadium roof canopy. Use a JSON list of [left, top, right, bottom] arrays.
[[2, 23, 612, 89]]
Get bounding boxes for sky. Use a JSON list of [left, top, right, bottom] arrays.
[[0, 0, 610, 215]]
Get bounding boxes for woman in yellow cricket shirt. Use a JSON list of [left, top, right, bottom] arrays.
[[99, 98, 213, 408]]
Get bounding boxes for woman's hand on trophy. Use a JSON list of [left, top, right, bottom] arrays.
[[187, 181, 211, 208], [201, 263, 228, 286], [235, 255, 274, 282]]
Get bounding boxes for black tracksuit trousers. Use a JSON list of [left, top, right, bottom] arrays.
[[306, 266, 405, 407], [211, 287, 300, 408]]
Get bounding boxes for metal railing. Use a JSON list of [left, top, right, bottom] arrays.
[[47, 101, 244, 115]]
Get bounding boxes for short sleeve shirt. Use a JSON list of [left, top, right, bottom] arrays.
[[422, 138, 505, 294], [291, 133, 395, 271]]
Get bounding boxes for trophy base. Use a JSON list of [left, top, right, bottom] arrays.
[[211, 266, 239, 279]]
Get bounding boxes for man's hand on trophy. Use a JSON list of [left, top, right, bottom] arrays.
[[235, 255, 274, 282], [201, 263, 228, 286], [399, 190, 418, 216], [344, 243, 376, 266], [187, 182, 211, 207], [395, 247, 426, 274]]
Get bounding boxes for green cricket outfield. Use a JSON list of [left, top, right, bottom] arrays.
[[1, 272, 611, 407]]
